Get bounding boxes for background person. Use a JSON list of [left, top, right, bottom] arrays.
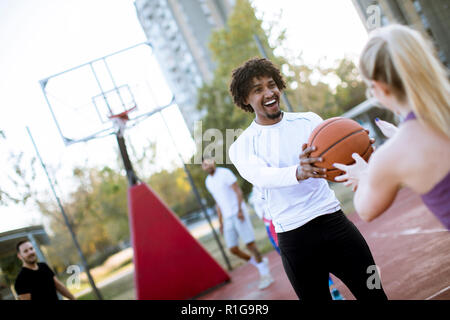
[[201, 158, 274, 290], [14, 240, 76, 300], [334, 24, 450, 230]]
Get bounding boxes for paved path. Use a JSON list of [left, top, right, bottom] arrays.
[[198, 250, 297, 300]]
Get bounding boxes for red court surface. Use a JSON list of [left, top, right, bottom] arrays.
[[198, 188, 450, 300]]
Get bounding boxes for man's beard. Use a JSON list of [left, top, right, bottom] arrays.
[[266, 110, 282, 119], [26, 255, 37, 264]]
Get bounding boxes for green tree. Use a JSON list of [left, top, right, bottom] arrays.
[[283, 62, 339, 117], [146, 167, 199, 217], [282, 56, 368, 118], [38, 166, 130, 269], [0, 129, 37, 206], [329, 58, 367, 112], [0, 254, 23, 287]]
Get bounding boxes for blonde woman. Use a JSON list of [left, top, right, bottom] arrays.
[[333, 24, 450, 230]]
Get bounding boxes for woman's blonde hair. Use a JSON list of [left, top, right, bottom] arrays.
[[359, 24, 450, 138]]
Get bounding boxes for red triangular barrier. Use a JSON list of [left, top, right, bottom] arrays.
[[128, 183, 230, 299]]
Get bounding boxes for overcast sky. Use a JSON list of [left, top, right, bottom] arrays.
[[0, 0, 368, 233]]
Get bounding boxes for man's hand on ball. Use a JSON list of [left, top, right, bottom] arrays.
[[333, 153, 369, 192], [297, 143, 327, 181]]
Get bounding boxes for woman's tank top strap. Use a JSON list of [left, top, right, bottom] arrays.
[[404, 111, 417, 122], [421, 171, 450, 230]]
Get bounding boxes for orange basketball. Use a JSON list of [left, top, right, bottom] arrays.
[[307, 117, 373, 182]]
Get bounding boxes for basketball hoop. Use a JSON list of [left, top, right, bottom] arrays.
[[108, 105, 137, 137]]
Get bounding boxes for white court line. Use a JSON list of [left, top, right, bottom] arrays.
[[425, 285, 450, 300], [371, 227, 449, 238]]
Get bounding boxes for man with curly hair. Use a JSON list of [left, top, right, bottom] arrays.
[[228, 57, 387, 300]]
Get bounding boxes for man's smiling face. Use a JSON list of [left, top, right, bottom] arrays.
[[245, 76, 282, 125], [18, 241, 37, 265]]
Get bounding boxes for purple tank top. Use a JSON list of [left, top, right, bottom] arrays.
[[404, 112, 450, 229]]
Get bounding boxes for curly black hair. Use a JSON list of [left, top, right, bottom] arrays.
[[229, 57, 286, 113]]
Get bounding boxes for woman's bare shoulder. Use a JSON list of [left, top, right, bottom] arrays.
[[370, 127, 418, 174]]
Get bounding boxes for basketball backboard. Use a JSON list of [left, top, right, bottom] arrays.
[[39, 42, 174, 145]]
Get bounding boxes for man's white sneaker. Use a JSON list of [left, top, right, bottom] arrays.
[[258, 274, 274, 290]]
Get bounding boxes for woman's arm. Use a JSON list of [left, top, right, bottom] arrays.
[[334, 146, 402, 222], [353, 149, 401, 221]]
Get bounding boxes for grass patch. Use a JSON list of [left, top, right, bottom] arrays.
[[72, 262, 134, 297], [329, 182, 355, 215], [78, 271, 135, 300]]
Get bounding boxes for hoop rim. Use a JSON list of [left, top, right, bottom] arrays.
[[108, 105, 137, 121]]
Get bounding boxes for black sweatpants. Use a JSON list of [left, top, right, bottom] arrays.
[[278, 210, 388, 300]]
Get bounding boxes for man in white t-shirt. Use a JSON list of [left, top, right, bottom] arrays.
[[202, 158, 273, 290], [228, 58, 387, 300]]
